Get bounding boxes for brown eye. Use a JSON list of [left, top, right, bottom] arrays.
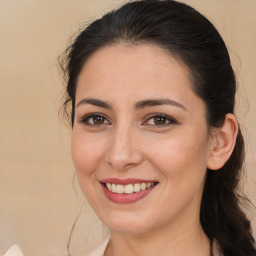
[[93, 116, 105, 124], [153, 116, 167, 125], [143, 114, 177, 127], [79, 113, 111, 126]]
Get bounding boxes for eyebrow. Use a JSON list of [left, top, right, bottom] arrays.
[[76, 98, 187, 111], [134, 99, 187, 111], [76, 98, 112, 109]]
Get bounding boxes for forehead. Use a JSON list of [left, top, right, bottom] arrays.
[[76, 43, 201, 109]]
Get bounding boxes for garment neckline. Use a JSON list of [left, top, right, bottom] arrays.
[[88, 237, 221, 256]]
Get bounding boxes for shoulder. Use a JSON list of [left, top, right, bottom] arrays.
[[85, 237, 110, 256]]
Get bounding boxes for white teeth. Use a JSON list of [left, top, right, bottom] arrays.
[[105, 182, 155, 193], [146, 183, 151, 188], [124, 184, 134, 194], [141, 183, 146, 190], [134, 183, 141, 192], [116, 184, 125, 193], [112, 184, 117, 193]]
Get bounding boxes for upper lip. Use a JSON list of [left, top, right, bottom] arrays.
[[100, 178, 158, 185]]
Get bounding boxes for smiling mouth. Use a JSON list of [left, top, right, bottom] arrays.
[[101, 182, 158, 194]]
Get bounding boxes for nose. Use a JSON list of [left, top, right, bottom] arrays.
[[105, 125, 143, 171]]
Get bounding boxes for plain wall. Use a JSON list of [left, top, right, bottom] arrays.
[[0, 0, 255, 255]]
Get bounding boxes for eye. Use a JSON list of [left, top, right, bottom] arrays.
[[143, 114, 177, 127], [79, 113, 111, 126]]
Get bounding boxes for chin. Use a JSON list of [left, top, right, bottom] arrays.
[[99, 211, 152, 234]]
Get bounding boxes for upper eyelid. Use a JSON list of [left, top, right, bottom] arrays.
[[79, 113, 111, 123], [144, 113, 177, 121], [145, 113, 173, 118]]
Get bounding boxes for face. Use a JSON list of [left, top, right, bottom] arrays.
[[72, 44, 212, 235]]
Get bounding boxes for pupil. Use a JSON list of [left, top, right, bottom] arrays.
[[154, 116, 166, 125], [94, 116, 104, 124]]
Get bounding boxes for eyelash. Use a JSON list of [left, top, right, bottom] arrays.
[[79, 113, 111, 126], [79, 113, 178, 128], [143, 113, 178, 127]]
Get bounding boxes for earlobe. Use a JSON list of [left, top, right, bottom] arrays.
[[207, 113, 238, 170]]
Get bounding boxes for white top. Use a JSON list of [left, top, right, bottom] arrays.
[[85, 238, 222, 256], [1, 245, 23, 256], [85, 238, 110, 256], [1, 239, 221, 256]]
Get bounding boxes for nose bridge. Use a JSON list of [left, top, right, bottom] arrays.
[[105, 121, 142, 170]]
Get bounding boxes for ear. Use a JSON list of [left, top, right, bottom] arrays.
[[207, 113, 238, 170]]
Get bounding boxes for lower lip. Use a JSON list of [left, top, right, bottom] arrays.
[[101, 183, 156, 204]]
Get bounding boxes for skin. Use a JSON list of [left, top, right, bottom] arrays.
[[71, 44, 237, 256]]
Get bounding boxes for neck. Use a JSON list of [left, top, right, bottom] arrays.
[[105, 220, 210, 256]]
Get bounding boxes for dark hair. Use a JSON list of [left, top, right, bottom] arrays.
[[60, 0, 256, 255]]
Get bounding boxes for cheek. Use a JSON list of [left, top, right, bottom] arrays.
[[147, 133, 209, 212], [71, 132, 105, 206], [145, 130, 209, 176], [71, 131, 104, 176]]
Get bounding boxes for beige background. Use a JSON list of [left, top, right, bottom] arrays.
[[0, 0, 255, 255]]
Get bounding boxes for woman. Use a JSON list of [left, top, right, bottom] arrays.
[[60, 0, 256, 255]]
